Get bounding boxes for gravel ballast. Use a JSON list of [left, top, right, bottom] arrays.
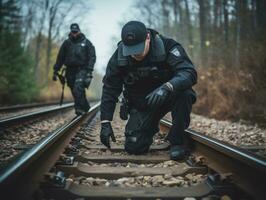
[[0, 109, 75, 169]]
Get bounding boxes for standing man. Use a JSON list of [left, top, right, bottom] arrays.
[[53, 23, 96, 115], [100, 21, 197, 160]]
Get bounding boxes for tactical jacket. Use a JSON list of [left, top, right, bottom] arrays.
[[54, 33, 96, 73], [101, 29, 197, 121]]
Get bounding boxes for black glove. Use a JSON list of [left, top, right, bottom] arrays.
[[84, 73, 92, 88], [100, 122, 116, 148], [145, 83, 172, 108], [52, 71, 58, 81]]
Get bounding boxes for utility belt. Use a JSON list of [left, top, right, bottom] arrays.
[[119, 90, 150, 120], [120, 66, 171, 119]]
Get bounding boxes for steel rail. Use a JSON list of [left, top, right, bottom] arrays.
[[160, 119, 266, 200], [0, 102, 100, 200], [160, 119, 266, 171], [0, 102, 74, 129], [0, 101, 73, 112]]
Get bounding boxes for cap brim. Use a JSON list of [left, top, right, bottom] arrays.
[[71, 29, 79, 32], [122, 41, 145, 56]]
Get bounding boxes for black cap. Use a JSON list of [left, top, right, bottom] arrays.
[[70, 23, 80, 33], [121, 21, 147, 56]]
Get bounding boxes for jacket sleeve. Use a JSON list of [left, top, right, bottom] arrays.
[[100, 50, 123, 121], [53, 40, 67, 72], [166, 41, 197, 92], [86, 40, 96, 73]]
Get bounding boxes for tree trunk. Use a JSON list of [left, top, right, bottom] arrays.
[[223, 0, 228, 46], [184, 0, 193, 57], [235, 0, 240, 66], [256, 0, 266, 35], [172, 0, 178, 38], [0, 0, 3, 35], [251, 0, 257, 33], [236, 0, 249, 67], [34, 1, 47, 85], [161, 0, 170, 35], [34, 31, 42, 84], [197, 0, 206, 66], [45, 22, 52, 86], [45, 0, 62, 87]]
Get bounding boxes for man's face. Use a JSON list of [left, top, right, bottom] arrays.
[[71, 31, 80, 37], [131, 33, 150, 61]]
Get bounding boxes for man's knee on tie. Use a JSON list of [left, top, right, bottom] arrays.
[[124, 131, 152, 155]]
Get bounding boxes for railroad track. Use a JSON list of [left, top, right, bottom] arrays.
[[0, 102, 74, 129], [0, 101, 75, 120], [0, 102, 265, 200], [0, 101, 73, 113]]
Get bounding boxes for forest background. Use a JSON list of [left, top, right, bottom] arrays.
[[0, 0, 265, 125]]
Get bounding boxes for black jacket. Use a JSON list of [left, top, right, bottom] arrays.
[[54, 33, 96, 73], [101, 29, 197, 121]]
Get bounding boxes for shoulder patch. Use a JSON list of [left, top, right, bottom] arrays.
[[170, 47, 181, 57], [167, 46, 184, 66]]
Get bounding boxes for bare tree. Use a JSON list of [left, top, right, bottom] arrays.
[[256, 0, 266, 35], [45, 0, 90, 85], [161, 0, 170, 35], [134, 0, 160, 28], [20, 0, 90, 86], [197, 0, 207, 66], [184, 0, 193, 57], [172, 0, 184, 42], [32, 1, 48, 83], [45, 0, 63, 86], [223, 0, 229, 46]]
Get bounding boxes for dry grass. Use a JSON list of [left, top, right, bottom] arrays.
[[39, 83, 73, 102], [193, 66, 264, 122]]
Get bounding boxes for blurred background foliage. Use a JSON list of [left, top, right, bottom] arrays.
[[0, 0, 37, 103], [0, 0, 103, 104], [133, 0, 266, 124], [0, 0, 265, 125]]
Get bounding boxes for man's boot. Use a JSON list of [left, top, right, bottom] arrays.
[[170, 145, 187, 160], [75, 108, 85, 116]]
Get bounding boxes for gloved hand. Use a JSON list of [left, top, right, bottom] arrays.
[[52, 71, 58, 81], [145, 82, 173, 108], [84, 73, 92, 88], [100, 122, 116, 148]]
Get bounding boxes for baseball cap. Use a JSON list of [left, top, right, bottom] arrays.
[[70, 23, 80, 33], [121, 21, 148, 56]]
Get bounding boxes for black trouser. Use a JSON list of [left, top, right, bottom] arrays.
[[124, 89, 196, 155], [65, 68, 90, 113]]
